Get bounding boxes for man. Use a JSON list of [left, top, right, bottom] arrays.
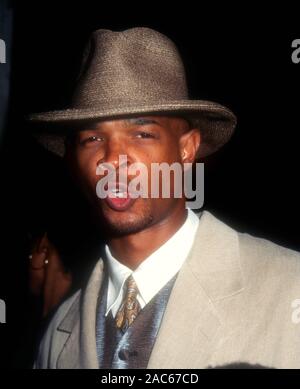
[[30, 28, 300, 369]]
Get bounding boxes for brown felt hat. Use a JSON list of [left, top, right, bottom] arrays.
[[29, 27, 237, 158]]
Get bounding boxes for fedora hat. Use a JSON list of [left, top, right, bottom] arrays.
[[29, 27, 237, 158]]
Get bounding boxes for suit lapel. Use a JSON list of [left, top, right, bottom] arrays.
[[148, 211, 245, 368], [54, 291, 81, 369], [57, 260, 104, 369]]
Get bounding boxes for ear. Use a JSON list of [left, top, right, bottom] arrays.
[[179, 129, 201, 164]]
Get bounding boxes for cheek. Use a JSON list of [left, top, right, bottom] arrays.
[[156, 137, 182, 162], [137, 141, 180, 164], [74, 153, 98, 191]]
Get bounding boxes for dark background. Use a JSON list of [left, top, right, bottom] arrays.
[[0, 1, 299, 368]]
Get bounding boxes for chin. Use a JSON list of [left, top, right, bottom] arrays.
[[101, 207, 154, 237]]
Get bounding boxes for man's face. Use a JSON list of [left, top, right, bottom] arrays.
[[67, 116, 200, 236]]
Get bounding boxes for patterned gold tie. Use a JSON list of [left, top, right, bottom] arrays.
[[115, 275, 141, 332]]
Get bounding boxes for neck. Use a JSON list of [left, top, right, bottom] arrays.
[[107, 206, 188, 270]]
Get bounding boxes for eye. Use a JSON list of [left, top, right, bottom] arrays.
[[135, 131, 156, 139], [80, 135, 104, 145]]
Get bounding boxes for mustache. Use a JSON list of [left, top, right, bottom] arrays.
[[96, 160, 144, 184]]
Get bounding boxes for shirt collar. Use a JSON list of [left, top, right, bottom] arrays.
[[105, 209, 200, 316]]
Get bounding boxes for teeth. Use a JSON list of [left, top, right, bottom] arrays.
[[109, 189, 127, 198], [115, 192, 126, 198], [108, 186, 128, 198]]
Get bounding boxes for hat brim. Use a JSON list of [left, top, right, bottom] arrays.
[[29, 100, 237, 158]]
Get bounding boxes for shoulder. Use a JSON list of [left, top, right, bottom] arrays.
[[201, 210, 300, 274], [238, 231, 300, 277], [234, 226, 300, 306], [200, 210, 300, 292]]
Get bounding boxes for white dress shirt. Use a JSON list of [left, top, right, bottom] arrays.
[[105, 209, 199, 317]]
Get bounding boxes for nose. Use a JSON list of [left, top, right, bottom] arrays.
[[97, 137, 129, 171]]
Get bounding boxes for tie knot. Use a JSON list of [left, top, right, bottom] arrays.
[[125, 275, 139, 297]]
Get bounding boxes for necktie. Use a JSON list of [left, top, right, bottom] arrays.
[[115, 275, 141, 332]]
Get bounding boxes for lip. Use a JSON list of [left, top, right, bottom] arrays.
[[103, 181, 137, 212]]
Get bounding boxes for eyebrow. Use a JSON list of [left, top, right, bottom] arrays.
[[75, 117, 160, 133]]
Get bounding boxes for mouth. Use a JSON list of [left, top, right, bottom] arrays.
[[103, 182, 137, 212]]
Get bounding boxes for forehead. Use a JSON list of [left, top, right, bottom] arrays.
[[73, 115, 189, 132]]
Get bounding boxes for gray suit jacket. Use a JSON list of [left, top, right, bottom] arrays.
[[35, 211, 300, 369]]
